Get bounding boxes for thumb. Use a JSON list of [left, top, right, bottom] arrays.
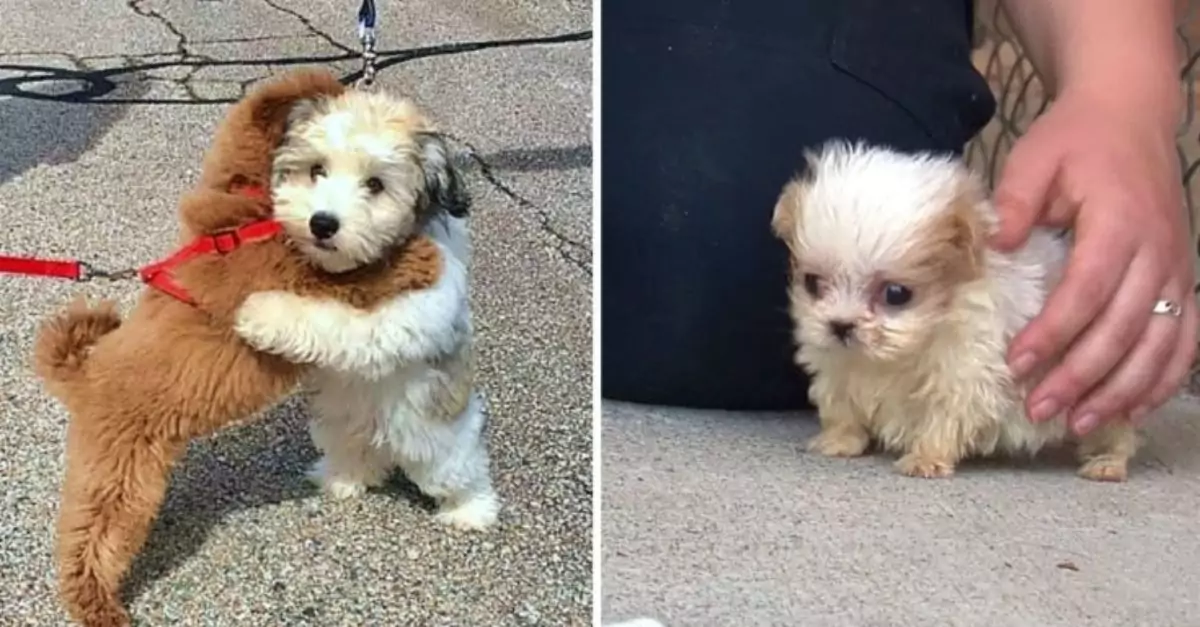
[[989, 138, 1061, 251]]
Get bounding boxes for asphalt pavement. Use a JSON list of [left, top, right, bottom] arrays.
[[602, 399, 1200, 627], [0, 0, 592, 624]]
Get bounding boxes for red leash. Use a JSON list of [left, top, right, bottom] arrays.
[[0, 184, 282, 306], [0, 256, 88, 281]]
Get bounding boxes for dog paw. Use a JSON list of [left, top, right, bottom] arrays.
[[1077, 456, 1129, 482], [806, 430, 869, 458], [895, 453, 955, 478], [306, 459, 382, 499], [62, 575, 131, 627], [434, 492, 500, 531], [314, 475, 369, 500], [75, 602, 131, 627], [233, 291, 295, 348]]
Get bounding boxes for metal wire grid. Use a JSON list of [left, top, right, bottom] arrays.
[[966, 1, 1200, 370]]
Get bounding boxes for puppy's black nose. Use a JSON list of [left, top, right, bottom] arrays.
[[829, 321, 855, 344], [309, 212, 340, 239]]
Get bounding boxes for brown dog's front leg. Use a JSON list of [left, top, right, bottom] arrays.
[[56, 422, 183, 627], [176, 188, 271, 236]]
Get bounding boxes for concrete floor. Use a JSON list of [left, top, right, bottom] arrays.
[[0, 0, 591, 624], [601, 399, 1200, 627]]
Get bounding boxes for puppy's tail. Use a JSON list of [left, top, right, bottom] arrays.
[[32, 297, 121, 387]]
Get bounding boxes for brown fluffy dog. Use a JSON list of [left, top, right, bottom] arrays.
[[33, 69, 444, 627]]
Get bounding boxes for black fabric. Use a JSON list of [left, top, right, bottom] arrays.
[[600, 0, 997, 410]]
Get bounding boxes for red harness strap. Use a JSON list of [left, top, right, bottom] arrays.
[[0, 183, 281, 305], [137, 219, 283, 304]]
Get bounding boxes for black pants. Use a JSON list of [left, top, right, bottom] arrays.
[[601, 0, 997, 410]]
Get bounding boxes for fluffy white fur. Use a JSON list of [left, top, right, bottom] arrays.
[[234, 89, 499, 529], [272, 91, 434, 273], [771, 141, 1138, 481]]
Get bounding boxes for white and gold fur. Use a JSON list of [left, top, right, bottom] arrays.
[[271, 90, 451, 274], [771, 141, 1137, 481], [233, 89, 499, 528]]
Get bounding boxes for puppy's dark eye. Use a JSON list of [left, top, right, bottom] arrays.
[[802, 273, 822, 298], [882, 283, 913, 307], [365, 177, 384, 195], [310, 164, 326, 180]]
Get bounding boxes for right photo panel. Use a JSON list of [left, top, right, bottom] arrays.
[[600, 0, 1200, 625]]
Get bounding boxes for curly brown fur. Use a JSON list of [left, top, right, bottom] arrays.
[[32, 68, 443, 627]]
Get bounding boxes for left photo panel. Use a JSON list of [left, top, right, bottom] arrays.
[[0, 1, 594, 625]]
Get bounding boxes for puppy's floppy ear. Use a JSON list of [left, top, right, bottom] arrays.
[[199, 69, 344, 190], [414, 132, 471, 218], [243, 68, 344, 142], [933, 190, 987, 281], [771, 177, 807, 248]]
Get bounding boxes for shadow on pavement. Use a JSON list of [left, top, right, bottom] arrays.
[[483, 145, 592, 173], [0, 79, 147, 186], [121, 396, 433, 604], [0, 31, 592, 106]]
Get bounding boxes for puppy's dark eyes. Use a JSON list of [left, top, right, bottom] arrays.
[[802, 273, 822, 297], [310, 164, 327, 180], [882, 283, 913, 307], [365, 177, 385, 195]]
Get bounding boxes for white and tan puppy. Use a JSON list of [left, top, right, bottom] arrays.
[[771, 141, 1137, 481], [233, 88, 500, 529]]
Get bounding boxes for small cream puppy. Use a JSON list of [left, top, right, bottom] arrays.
[[234, 88, 500, 529], [771, 141, 1137, 481]]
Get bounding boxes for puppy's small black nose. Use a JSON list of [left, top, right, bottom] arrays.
[[829, 321, 855, 343], [309, 212, 340, 239]]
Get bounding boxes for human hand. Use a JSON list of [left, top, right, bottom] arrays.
[[990, 89, 1196, 435]]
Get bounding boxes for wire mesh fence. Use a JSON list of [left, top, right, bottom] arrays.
[[967, 0, 1200, 382]]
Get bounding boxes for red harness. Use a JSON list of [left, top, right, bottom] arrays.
[[0, 184, 282, 306]]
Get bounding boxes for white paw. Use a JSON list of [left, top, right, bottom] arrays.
[[322, 477, 368, 500], [434, 491, 500, 531], [307, 457, 381, 500], [233, 291, 294, 349]]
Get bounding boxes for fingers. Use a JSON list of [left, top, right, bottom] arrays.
[[1133, 296, 1198, 420], [1063, 283, 1184, 434], [1009, 217, 1136, 385], [1023, 247, 1160, 426], [991, 137, 1063, 251]]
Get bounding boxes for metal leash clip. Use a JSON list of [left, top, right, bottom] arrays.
[[77, 262, 139, 283], [356, 0, 379, 89]]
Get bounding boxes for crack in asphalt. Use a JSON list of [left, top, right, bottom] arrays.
[[0, 31, 591, 105], [258, 0, 357, 54], [124, 0, 221, 101], [126, 0, 199, 60], [446, 134, 592, 277], [122, 0, 359, 99]]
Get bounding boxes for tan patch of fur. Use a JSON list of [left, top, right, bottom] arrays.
[[896, 190, 986, 290], [770, 178, 806, 254], [943, 190, 987, 281], [894, 453, 957, 478], [1076, 420, 1138, 482], [31, 68, 442, 627], [805, 413, 871, 458]]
